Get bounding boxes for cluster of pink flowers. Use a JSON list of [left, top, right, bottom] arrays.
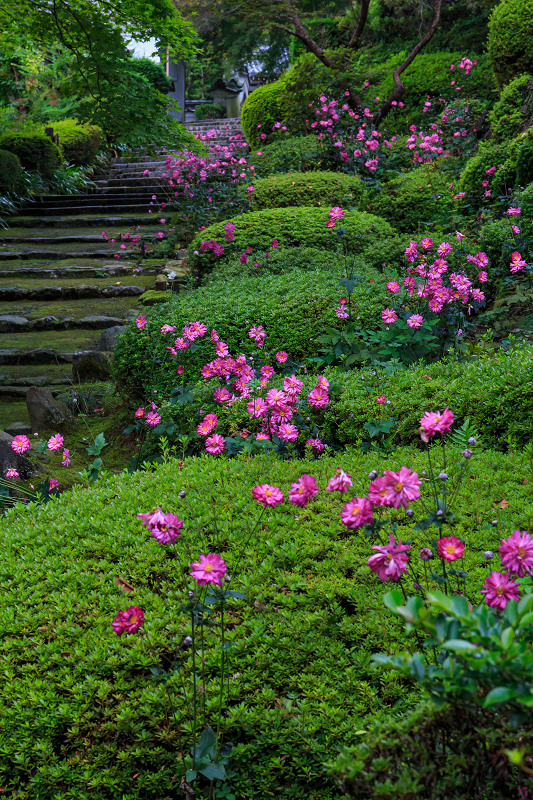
[[134, 401, 162, 428], [137, 508, 184, 544], [336, 297, 349, 319], [327, 206, 344, 228], [482, 530, 533, 610]]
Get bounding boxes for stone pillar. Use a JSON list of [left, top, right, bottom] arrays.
[[166, 58, 186, 122]]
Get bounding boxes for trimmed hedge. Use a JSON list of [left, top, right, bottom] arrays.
[[114, 266, 388, 396], [489, 73, 533, 142], [206, 246, 345, 282], [188, 207, 401, 278], [0, 148, 22, 192], [0, 448, 526, 799], [251, 135, 337, 175], [0, 131, 61, 176], [488, 0, 533, 88], [323, 345, 533, 450], [459, 132, 533, 209], [49, 118, 103, 166], [365, 163, 455, 232], [241, 82, 284, 145], [249, 171, 362, 210]]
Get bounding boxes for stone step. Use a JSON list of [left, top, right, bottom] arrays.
[[0, 243, 124, 259], [19, 202, 154, 216], [10, 213, 159, 228], [0, 362, 73, 382], [30, 190, 162, 203], [0, 284, 145, 301], [0, 264, 156, 279], [0, 384, 67, 399], [0, 313, 129, 332], [0, 348, 75, 365], [0, 296, 141, 325]]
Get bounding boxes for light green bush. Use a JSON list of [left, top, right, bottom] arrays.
[[489, 73, 533, 141], [249, 171, 361, 210], [48, 118, 103, 166], [488, 0, 533, 88], [241, 82, 285, 145], [0, 131, 61, 175], [251, 134, 338, 175]]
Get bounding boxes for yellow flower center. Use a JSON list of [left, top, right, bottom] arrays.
[[265, 488, 272, 496], [394, 482, 403, 492], [496, 586, 504, 596], [446, 544, 456, 555], [204, 563, 213, 572], [518, 547, 526, 558], [298, 487, 305, 494], [351, 507, 360, 516]]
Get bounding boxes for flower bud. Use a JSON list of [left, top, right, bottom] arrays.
[[422, 470, 428, 477], [182, 635, 192, 646], [436, 508, 444, 517], [225, 575, 231, 583], [406, 508, 414, 518], [467, 436, 476, 446], [413, 582, 422, 591], [483, 550, 494, 560], [439, 472, 448, 481], [179, 490, 186, 498], [187, 590, 194, 599], [368, 470, 378, 480], [491, 519, 498, 526], [420, 547, 433, 561], [462, 449, 472, 459]]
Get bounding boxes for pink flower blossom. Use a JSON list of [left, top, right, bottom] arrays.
[[340, 496, 374, 528], [382, 308, 397, 324], [407, 314, 423, 329], [49, 478, 59, 490], [160, 324, 176, 333], [277, 423, 299, 442], [481, 571, 520, 610], [507, 207, 521, 216], [288, 474, 319, 507], [275, 351, 288, 363], [419, 407, 454, 437], [6, 468, 19, 479], [247, 397, 268, 418], [205, 434, 225, 455], [368, 534, 411, 582], [136, 315, 147, 329], [326, 468, 353, 493], [381, 467, 421, 509], [112, 606, 144, 635], [420, 238, 433, 250], [437, 536, 465, 562], [146, 411, 161, 427], [47, 433, 64, 451], [138, 509, 183, 543], [135, 407, 145, 419], [387, 281, 400, 293], [215, 341, 229, 357], [11, 435, 30, 454], [252, 483, 284, 507], [62, 448, 70, 467], [306, 438, 325, 454], [499, 530, 533, 577], [329, 206, 344, 220], [307, 387, 329, 408], [190, 553, 227, 586], [376, 396, 386, 404]]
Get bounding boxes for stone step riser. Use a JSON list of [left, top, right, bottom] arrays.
[[19, 205, 154, 216], [11, 216, 158, 228], [0, 267, 155, 279], [0, 385, 66, 399], [1, 250, 127, 261], [0, 316, 128, 333], [0, 286, 144, 301], [0, 349, 74, 365]]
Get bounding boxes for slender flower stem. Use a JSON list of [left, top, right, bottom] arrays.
[[191, 606, 198, 770], [216, 600, 226, 758], [441, 557, 449, 595]]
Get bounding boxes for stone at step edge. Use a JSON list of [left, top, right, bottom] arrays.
[[0, 384, 68, 399], [0, 348, 73, 365], [0, 375, 72, 387], [0, 314, 128, 332], [0, 285, 145, 301]]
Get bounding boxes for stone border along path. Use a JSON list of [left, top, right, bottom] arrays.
[[0, 119, 245, 431]]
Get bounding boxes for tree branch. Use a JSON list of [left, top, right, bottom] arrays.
[[347, 0, 370, 49], [373, 0, 443, 125]]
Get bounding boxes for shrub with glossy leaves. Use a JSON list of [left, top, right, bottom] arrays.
[[488, 0, 533, 88], [489, 73, 533, 142], [251, 134, 338, 176], [240, 82, 285, 145], [249, 171, 362, 210], [49, 118, 103, 166], [0, 131, 61, 175]]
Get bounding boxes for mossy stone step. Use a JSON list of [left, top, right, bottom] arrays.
[[0, 264, 143, 279], [0, 348, 75, 365], [20, 203, 153, 216], [0, 296, 140, 322], [0, 285, 145, 301], [0, 274, 152, 288], [0, 384, 69, 399], [11, 214, 160, 228]]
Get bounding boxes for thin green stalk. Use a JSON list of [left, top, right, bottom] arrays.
[[216, 600, 226, 758], [191, 606, 198, 770]]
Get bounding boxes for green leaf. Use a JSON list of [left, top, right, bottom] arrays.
[[442, 639, 478, 653], [185, 769, 197, 782], [500, 627, 514, 650], [192, 726, 216, 762], [383, 590, 403, 613], [483, 687, 516, 707], [199, 762, 226, 781], [86, 433, 107, 456]]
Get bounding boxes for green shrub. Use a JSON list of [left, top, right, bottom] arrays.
[[206, 246, 344, 282], [324, 345, 533, 449], [488, 0, 533, 88], [48, 118, 103, 166], [0, 148, 21, 192], [365, 163, 455, 233], [333, 701, 531, 799], [0, 131, 62, 176], [188, 207, 400, 278], [194, 103, 225, 120], [489, 73, 533, 141], [128, 57, 174, 94], [252, 134, 337, 175], [0, 447, 526, 799], [241, 82, 284, 145], [249, 171, 362, 210], [114, 267, 388, 396], [459, 131, 533, 210]]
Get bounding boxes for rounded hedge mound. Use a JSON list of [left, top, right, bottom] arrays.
[[241, 82, 284, 145], [0, 447, 518, 799], [251, 135, 337, 175], [188, 207, 400, 279], [365, 164, 455, 233], [114, 266, 387, 396], [50, 118, 103, 166], [205, 245, 344, 282], [459, 132, 533, 210], [0, 148, 22, 192], [0, 131, 61, 175], [249, 171, 362, 210], [488, 0, 533, 88], [489, 73, 533, 141]]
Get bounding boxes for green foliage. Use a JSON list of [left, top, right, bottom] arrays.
[[0, 147, 21, 191], [366, 163, 455, 233], [0, 130, 62, 175], [489, 73, 533, 141], [0, 447, 529, 798], [48, 118, 103, 166], [249, 171, 361, 210], [194, 103, 226, 120], [188, 207, 401, 279], [488, 0, 533, 88], [252, 134, 337, 175], [240, 82, 284, 144], [114, 266, 387, 396], [332, 700, 531, 799], [207, 246, 343, 281], [128, 57, 173, 94], [324, 345, 533, 449]]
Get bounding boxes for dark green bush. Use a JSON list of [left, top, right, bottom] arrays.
[[459, 131, 533, 210], [206, 246, 344, 282], [240, 82, 284, 145], [193, 103, 225, 120], [488, 0, 533, 88], [324, 345, 533, 449], [0, 148, 22, 191], [48, 118, 103, 166], [114, 266, 387, 396], [128, 57, 174, 94], [0, 131, 62, 176], [333, 701, 531, 799], [249, 171, 361, 210], [1, 447, 526, 799], [188, 207, 401, 278], [251, 134, 337, 175], [489, 73, 533, 141], [365, 163, 455, 233]]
